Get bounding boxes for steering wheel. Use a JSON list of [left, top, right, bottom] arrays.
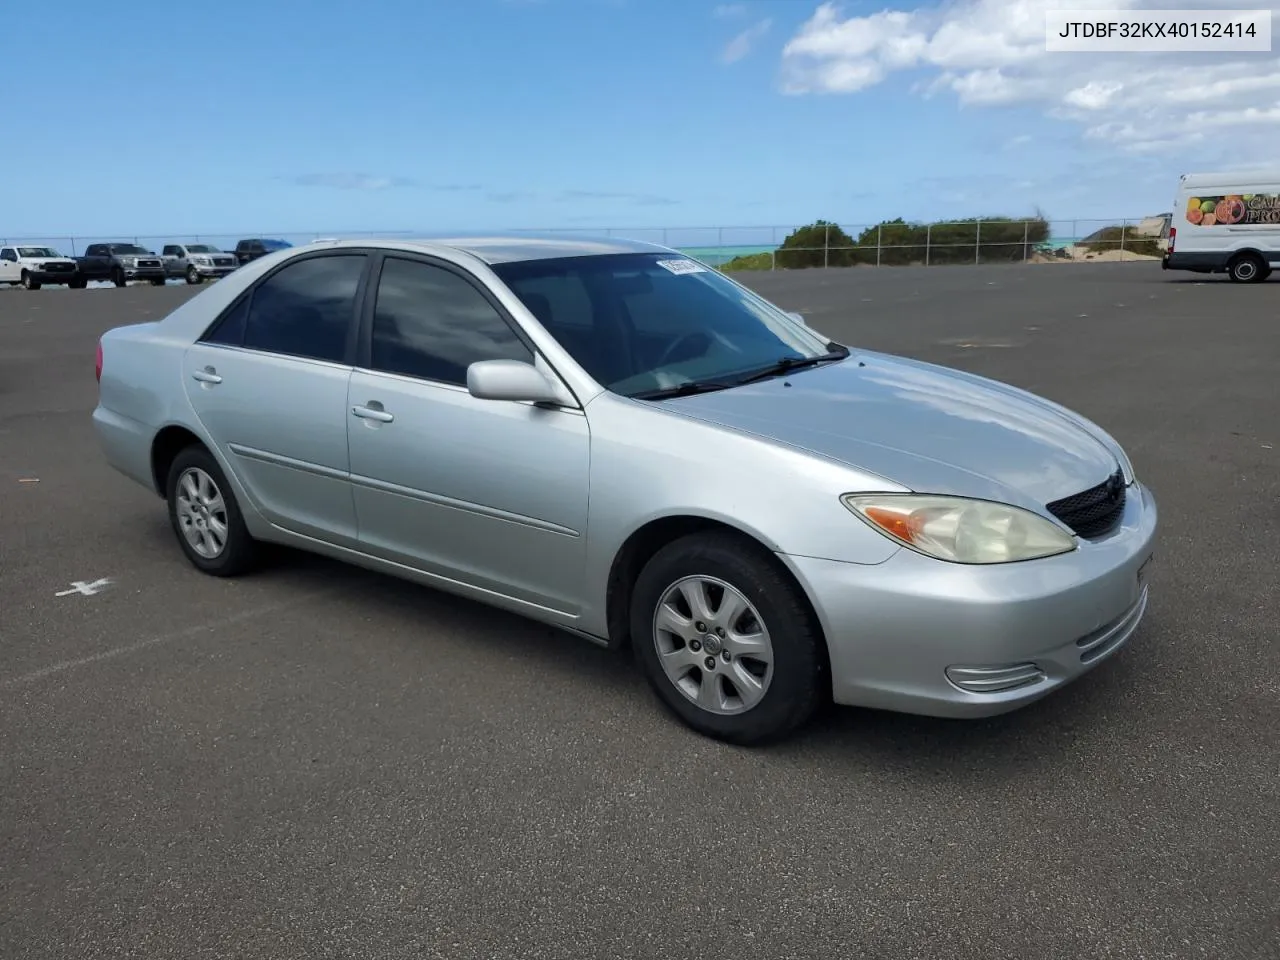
[[656, 331, 712, 368]]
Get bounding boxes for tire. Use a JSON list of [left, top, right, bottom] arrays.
[[112, 268, 127, 288], [149, 277, 166, 286], [629, 531, 827, 745], [1227, 252, 1269, 283], [165, 444, 258, 577], [186, 266, 203, 285], [68, 278, 87, 289], [20, 271, 40, 291]]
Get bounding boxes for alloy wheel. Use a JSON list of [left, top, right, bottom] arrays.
[[652, 575, 775, 715], [176, 466, 229, 559]]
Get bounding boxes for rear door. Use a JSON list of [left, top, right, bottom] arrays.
[[182, 249, 372, 546]]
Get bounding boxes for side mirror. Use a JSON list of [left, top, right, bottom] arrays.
[[467, 359, 571, 406], [786, 311, 807, 326]]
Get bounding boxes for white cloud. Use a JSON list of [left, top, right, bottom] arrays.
[[780, 0, 1280, 159], [722, 18, 773, 64], [713, 3, 747, 17]]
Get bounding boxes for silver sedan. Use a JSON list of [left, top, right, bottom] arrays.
[[92, 235, 1157, 744]]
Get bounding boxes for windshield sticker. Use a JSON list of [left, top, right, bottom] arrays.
[[655, 259, 708, 275]]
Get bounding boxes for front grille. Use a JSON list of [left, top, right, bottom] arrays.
[[214, 257, 235, 267], [44, 262, 74, 273], [138, 259, 161, 268], [1046, 469, 1126, 538]]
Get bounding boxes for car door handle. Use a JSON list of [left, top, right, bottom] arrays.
[[192, 368, 222, 384], [352, 404, 394, 423]]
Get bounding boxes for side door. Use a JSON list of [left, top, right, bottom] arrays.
[[182, 249, 371, 547], [162, 244, 183, 277], [0, 248, 17, 283], [346, 253, 591, 615]]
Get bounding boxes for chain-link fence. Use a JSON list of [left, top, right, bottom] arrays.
[[1, 217, 1169, 271]]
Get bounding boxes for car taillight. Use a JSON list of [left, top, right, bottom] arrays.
[[1168, 226, 1176, 253], [95, 341, 103, 383]]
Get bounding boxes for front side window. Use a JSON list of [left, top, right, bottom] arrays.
[[491, 253, 835, 397], [369, 256, 533, 385], [239, 254, 366, 362]]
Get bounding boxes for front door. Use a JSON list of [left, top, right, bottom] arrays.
[[182, 251, 369, 546], [0, 248, 18, 283], [346, 253, 591, 615]]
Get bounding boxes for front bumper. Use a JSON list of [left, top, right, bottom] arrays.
[[193, 263, 238, 277], [783, 481, 1158, 718], [28, 268, 78, 283]]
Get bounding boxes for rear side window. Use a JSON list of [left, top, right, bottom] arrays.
[[237, 254, 365, 362]]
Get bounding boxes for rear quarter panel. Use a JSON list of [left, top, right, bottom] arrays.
[[94, 324, 211, 493]]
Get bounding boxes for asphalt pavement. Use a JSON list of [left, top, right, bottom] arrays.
[[2, 262, 1277, 960]]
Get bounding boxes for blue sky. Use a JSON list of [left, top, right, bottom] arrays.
[[5, 0, 1279, 242]]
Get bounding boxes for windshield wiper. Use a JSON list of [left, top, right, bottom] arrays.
[[631, 379, 740, 401], [733, 345, 851, 385]]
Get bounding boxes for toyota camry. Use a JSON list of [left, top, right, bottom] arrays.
[[92, 235, 1157, 744]]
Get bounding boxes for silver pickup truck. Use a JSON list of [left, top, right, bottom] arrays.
[[161, 243, 240, 284]]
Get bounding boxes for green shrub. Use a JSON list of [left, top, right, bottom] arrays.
[[719, 252, 774, 271], [775, 220, 859, 269], [1079, 225, 1162, 257]]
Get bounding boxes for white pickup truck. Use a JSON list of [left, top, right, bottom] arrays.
[[0, 245, 83, 289]]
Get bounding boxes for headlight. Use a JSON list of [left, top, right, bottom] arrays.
[[842, 494, 1077, 564]]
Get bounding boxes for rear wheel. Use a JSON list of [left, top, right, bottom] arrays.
[[165, 445, 258, 577], [629, 530, 827, 745], [1228, 252, 1269, 283]]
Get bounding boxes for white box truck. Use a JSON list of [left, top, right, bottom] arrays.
[[1163, 170, 1280, 282]]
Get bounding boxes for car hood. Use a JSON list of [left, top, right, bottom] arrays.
[[662, 351, 1121, 509], [24, 257, 75, 265]]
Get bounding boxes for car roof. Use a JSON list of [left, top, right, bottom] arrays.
[[305, 232, 673, 265]]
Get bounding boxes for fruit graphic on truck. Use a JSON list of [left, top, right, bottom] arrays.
[[1187, 208, 1204, 224], [1216, 197, 1246, 224]]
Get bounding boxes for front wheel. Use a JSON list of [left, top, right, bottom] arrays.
[[186, 266, 203, 285], [629, 531, 827, 745], [112, 268, 127, 288], [165, 445, 259, 577], [21, 271, 40, 290]]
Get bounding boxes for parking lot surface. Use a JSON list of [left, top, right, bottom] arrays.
[[2, 263, 1277, 960]]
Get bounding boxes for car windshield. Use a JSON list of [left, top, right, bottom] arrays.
[[262, 239, 292, 251], [110, 244, 149, 255], [491, 252, 839, 397], [17, 247, 59, 258], [186, 244, 218, 253]]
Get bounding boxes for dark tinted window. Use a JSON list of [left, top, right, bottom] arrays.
[[492, 253, 831, 396], [202, 296, 249, 346], [241, 254, 365, 362], [370, 257, 532, 385]]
